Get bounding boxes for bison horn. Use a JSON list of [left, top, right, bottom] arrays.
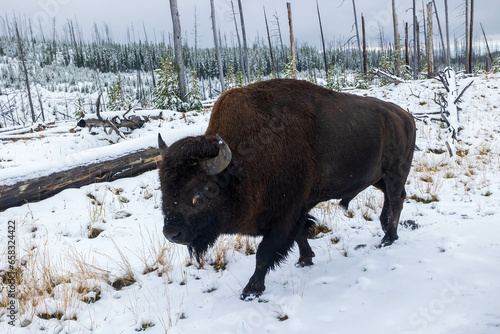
[[158, 133, 168, 155], [202, 134, 232, 175]]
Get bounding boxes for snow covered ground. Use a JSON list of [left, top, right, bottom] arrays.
[[1, 74, 500, 334]]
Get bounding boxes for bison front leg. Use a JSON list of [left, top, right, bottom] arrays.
[[241, 232, 295, 301]]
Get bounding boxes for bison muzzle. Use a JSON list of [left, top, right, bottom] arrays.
[[157, 79, 416, 300]]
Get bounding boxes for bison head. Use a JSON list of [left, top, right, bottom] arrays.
[[157, 134, 234, 258]]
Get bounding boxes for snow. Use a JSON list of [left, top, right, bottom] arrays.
[[1, 74, 500, 334]]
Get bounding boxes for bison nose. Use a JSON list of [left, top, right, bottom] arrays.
[[163, 225, 191, 245]]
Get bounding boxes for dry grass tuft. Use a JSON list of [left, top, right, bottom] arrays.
[[310, 224, 332, 238]]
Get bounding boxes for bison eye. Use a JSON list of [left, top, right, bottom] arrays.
[[192, 187, 209, 206], [192, 194, 201, 205]]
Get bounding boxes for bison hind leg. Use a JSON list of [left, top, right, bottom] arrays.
[[296, 213, 316, 267]]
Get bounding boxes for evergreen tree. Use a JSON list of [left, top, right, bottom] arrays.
[[152, 53, 183, 111], [108, 77, 132, 111]]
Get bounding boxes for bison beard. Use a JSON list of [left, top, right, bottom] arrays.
[[158, 79, 416, 300]]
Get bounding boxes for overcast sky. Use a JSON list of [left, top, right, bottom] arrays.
[[3, 0, 500, 50]]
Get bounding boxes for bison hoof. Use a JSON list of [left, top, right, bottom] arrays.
[[241, 282, 265, 301], [296, 258, 314, 267], [380, 233, 399, 247], [240, 292, 260, 301]]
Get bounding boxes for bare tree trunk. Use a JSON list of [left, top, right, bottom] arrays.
[[352, 0, 364, 73], [230, 0, 244, 74], [286, 2, 297, 79], [405, 22, 410, 66], [210, 0, 225, 92], [238, 0, 251, 83], [422, 0, 428, 61], [480, 23, 493, 67], [427, 2, 434, 76], [273, 12, 286, 68], [264, 7, 278, 76], [362, 14, 367, 75], [416, 19, 421, 73], [444, 0, 451, 66], [143, 22, 156, 89], [432, 0, 446, 66], [392, 0, 400, 76], [316, 0, 328, 74], [469, 0, 474, 73], [14, 21, 36, 123], [194, 6, 199, 74], [35, 85, 45, 122], [465, 0, 469, 73], [413, 0, 418, 78], [169, 0, 189, 101]]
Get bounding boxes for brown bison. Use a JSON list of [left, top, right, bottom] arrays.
[[158, 79, 416, 300]]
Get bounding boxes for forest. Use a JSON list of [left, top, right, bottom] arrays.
[[0, 0, 498, 128]]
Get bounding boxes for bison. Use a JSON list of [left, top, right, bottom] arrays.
[[157, 79, 416, 300]]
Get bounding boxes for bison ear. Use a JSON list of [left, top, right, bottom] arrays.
[[201, 134, 232, 175], [158, 134, 168, 155]]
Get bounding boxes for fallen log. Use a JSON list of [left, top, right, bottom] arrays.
[[0, 147, 161, 211], [372, 68, 405, 84]]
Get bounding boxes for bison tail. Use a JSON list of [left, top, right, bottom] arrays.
[[303, 213, 317, 239]]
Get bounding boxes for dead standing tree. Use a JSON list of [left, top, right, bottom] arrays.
[[352, 0, 364, 74], [210, 0, 225, 92], [316, 0, 328, 74], [238, 0, 251, 83], [230, 0, 244, 74], [14, 20, 36, 123], [444, 0, 451, 66], [468, 0, 474, 73], [392, 0, 400, 76], [465, 0, 470, 73], [426, 2, 434, 77], [169, 0, 189, 101], [286, 2, 297, 79], [264, 7, 278, 76]]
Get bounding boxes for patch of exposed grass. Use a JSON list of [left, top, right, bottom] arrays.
[[88, 227, 104, 239], [409, 194, 439, 204], [38, 311, 64, 320], [110, 275, 136, 290], [420, 176, 434, 183]]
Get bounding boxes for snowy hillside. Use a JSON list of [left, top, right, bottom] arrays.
[[1, 74, 500, 334]]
